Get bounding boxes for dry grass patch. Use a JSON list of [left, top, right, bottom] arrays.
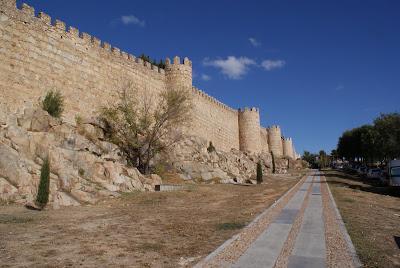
[[0, 174, 300, 267], [325, 170, 400, 268]]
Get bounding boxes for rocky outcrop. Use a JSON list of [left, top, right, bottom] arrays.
[[0, 106, 161, 209], [166, 136, 303, 183]]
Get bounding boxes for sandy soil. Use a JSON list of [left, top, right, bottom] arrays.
[[0, 174, 301, 268], [325, 170, 400, 268]]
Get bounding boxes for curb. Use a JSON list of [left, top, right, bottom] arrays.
[[194, 172, 309, 267], [325, 176, 362, 268]]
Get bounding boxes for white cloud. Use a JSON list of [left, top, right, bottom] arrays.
[[261, 59, 286, 71], [203, 56, 256, 79], [249, 37, 261, 47], [335, 84, 344, 91], [201, 74, 211, 81], [121, 15, 145, 27]]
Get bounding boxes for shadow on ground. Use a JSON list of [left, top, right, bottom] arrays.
[[322, 171, 400, 198]]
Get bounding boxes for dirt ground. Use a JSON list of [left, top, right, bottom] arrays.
[[0, 173, 302, 268], [325, 170, 400, 268]]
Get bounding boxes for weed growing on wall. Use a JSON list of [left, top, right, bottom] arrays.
[[42, 90, 64, 118]]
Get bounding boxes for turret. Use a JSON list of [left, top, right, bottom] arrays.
[[238, 107, 261, 153], [283, 137, 294, 159], [165, 56, 192, 90], [268, 125, 283, 157]]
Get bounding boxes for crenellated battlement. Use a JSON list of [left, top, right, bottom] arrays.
[[268, 125, 281, 131], [0, 0, 298, 156], [238, 107, 259, 113], [192, 87, 237, 113], [4, 1, 166, 76], [282, 136, 295, 159], [165, 56, 192, 67], [165, 55, 192, 89]]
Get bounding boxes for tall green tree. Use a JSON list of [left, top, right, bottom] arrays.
[[336, 113, 400, 164], [36, 157, 50, 208], [374, 113, 400, 160]]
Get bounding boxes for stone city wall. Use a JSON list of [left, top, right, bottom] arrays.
[[0, 1, 165, 123], [0, 0, 298, 156], [191, 87, 240, 151]]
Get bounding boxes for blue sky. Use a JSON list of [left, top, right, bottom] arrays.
[[18, 0, 400, 154]]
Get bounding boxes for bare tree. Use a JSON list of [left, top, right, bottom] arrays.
[[100, 83, 192, 174]]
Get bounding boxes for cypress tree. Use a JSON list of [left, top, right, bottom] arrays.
[[256, 161, 263, 184], [271, 151, 276, 174], [36, 157, 50, 208]]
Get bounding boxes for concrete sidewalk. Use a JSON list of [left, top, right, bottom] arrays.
[[233, 176, 313, 268], [230, 171, 355, 268], [197, 171, 359, 268]]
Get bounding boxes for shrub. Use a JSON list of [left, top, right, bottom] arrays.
[[100, 84, 192, 174], [207, 141, 216, 153], [36, 157, 50, 208], [75, 114, 83, 125], [257, 161, 263, 184], [153, 162, 166, 177], [42, 90, 64, 118], [78, 168, 85, 177]]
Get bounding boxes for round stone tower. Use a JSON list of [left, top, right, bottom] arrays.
[[268, 125, 283, 157], [238, 107, 261, 153], [165, 56, 192, 90], [283, 137, 294, 159]]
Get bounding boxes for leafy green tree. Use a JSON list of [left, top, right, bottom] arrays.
[[336, 113, 400, 164], [374, 113, 400, 160], [42, 90, 64, 118], [302, 151, 315, 166], [318, 150, 329, 168], [331, 149, 338, 161], [36, 157, 50, 208]]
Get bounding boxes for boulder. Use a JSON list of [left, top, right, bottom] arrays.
[[0, 177, 18, 201], [0, 107, 159, 208], [167, 135, 296, 183]]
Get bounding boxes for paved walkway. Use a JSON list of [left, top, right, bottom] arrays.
[[199, 171, 359, 268]]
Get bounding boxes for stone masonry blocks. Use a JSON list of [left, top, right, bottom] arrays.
[[0, 0, 297, 155], [238, 108, 261, 153]]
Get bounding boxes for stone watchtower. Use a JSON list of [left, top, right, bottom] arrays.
[[238, 107, 261, 153], [165, 56, 192, 90], [268, 125, 283, 157], [283, 137, 294, 159]]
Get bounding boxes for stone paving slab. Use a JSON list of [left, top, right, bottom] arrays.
[[274, 209, 300, 224], [287, 255, 326, 268], [289, 175, 326, 267], [233, 175, 313, 268], [232, 223, 292, 268]]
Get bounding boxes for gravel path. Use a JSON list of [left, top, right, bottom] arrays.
[[195, 171, 361, 268], [320, 174, 361, 268], [195, 175, 309, 267]]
